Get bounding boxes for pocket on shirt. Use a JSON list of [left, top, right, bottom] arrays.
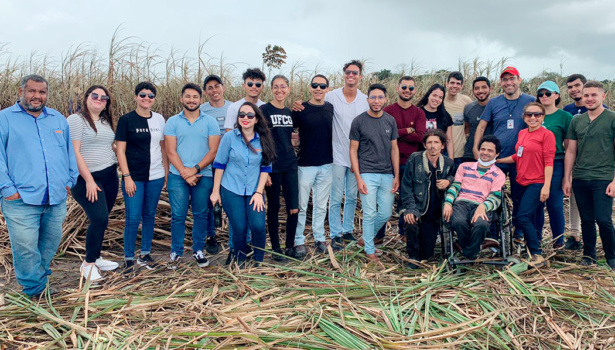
[[52, 129, 66, 147]]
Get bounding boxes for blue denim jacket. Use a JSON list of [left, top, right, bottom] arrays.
[[0, 102, 78, 205], [213, 129, 272, 196]]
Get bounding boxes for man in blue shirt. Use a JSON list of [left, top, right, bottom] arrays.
[[472, 66, 535, 245], [0, 74, 78, 298], [165, 83, 220, 269]]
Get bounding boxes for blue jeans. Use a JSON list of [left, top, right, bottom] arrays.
[[206, 203, 215, 238], [220, 187, 266, 262], [122, 177, 165, 260], [517, 183, 544, 255], [329, 164, 358, 238], [359, 173, 395, 254], [295, 164, 333, 245], [168, 174, 213, 256], [1, 198, 67, 296], [536, 159, 565, 246], [376, 164, 405, 239], [496, 163, 523, 239]]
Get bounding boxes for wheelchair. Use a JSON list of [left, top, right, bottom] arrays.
[[440, 186, 521, 268]]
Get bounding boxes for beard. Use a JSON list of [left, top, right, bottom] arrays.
[[22, 100, 45, 112], [183, 103, 200, 112], [398, 95, 411, 102], [573, 97, 582, 102]]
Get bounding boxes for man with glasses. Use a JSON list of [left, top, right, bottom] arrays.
[[564, 81, 615, 269], [349, 84, 399, 262], [293, 75, 335, 257], [444, 72, 473, 166], [461, 77, 492, 163], [472, 67, 535, 246], [0, 74, 78, 298], [224, 68, 266, 132], [374, 76, 425, 243]]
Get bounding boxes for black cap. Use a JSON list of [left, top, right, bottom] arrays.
[[203, 74, 223, 87]]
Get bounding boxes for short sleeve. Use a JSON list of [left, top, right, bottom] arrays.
[[453, 166, 465, 183], [164, 116, 177, 137], [207, 116, 220, 136], [158, 115, 166, 141], [212, 132, 232, 169], [463, 104, 471, 123], [349, 118, 361, 141], [115, 115, 128, 141], [567, 119, 577, 140], [444, 111, 453, 129], [224, 104, 238, 129], [480, 100, 494, 122], [292, 110, 302, 128], [390, 119, 399, 140], [67, 114, 84, 142], [562, 111, 573, 140]]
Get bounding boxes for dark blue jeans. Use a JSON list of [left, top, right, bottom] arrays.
[[572, 180, 615, 261], [122, 177, 165, 260], [517, 183, 544, 255], [536, 159, 565, 246], [496, 163, 523, 239], [220, 187, 266, 262]]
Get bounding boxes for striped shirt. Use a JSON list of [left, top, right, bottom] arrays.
[[67, 114, 117, 172], [445, 162, 505, 211]]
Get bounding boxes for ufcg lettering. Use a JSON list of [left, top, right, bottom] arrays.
[[270, 114, 293, 127]]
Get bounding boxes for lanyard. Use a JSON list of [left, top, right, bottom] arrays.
[[506, 98, 519, 119]]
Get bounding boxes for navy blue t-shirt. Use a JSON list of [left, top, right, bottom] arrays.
[[480, 94, 535, 157]]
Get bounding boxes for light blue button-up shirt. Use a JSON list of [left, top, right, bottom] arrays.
[[164, 111, 220, 177], [212, 129, 272, 196], [0, 102, 78, 205]]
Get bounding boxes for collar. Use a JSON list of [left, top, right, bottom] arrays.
[[233, 128, 260, 141], [469, 161, 497, 175], [178, 110, 204, 122], [13, 101, 50, 119], [422, 151, 444, 174]]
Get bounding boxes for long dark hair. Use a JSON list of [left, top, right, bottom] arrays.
[[417, 83, 446, 113], [235, 102, 276, 165], [80, 85, 114, 132]]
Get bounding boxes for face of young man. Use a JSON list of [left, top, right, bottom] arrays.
[[344, 64, 362, 87], [566, 78, 584, 102], [446, 77, 462, 97], [180, 88, 202, 112], [582, 87, 606, 111], [472, 81, 491, 103], [19, 80, 48, 112], [243, 78, 264, 99], [309, 76, 329, 102], [367, 89, 387, 113], [424, 135, 444, 157], [397, 79, 416, 102], [478, 141, 499, 163], [205, 81, 225, 104], [500, 73, 521, 97]]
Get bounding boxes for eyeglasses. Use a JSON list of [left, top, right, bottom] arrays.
[[138, 92, 156, 99], [368, 96, 386, 101], [537, 91, 553, 98], [344, 70, 359, 76], [400, 85, 415, 91], [523, 112, 544, 118], [272, 84, 288, 90], [90, 92, 110, 101], [311, 83, 328, 90], [246, 82, 263, 88], [238, 112, 256, 119]]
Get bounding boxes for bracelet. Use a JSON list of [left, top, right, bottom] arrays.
[[122, 173, 131, 178], [254, 191, 263, 195]]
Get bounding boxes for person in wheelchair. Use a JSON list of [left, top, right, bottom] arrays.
[[442, 135, 506, 260], [401, 129, 455, 268]]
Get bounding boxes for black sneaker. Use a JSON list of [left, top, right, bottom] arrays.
[[294, 245, 307, 258], [314, 241, 328, 254], [607, 259, 615, 270], [565, 237, 583, 251], [272, 248, 287, 262], [137, 254, 159, 270], [404, 261, 420, 270], [331, 237, 344, 251], [225, 250, 234, 265], [285, 247, 297, 259], [579, 257, 596, 266], [206, 236, 219, 255], [192, 250, 210, 267], [342, 232, 356, 242], [123, 260, 135, 276]]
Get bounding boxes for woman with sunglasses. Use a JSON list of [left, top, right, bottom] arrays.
[[260, 75, 299, 261], [115, 82, 168, 271], [68, 85, 119, 281], [417, 84, 454, 160], [498, 102, 556, 266], [536, 81, 573, 250], [211, 102, 276, 266]]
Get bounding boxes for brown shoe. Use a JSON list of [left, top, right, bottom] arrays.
[[481, 238, 500, 250], [366, 254, 380, 263], [529, 255, 546, 268], [399, 235, 407, 243], [358, 237, 365, 247], [374, 237, 384, 246]]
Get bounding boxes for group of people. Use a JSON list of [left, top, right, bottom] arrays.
[[1, 61, 614, 298]]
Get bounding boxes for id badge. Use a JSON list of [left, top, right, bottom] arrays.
[[507, 119, 514, 129], [517, 146, 524, 157]]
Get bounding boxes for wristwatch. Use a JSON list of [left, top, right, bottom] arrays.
[[194, 164, 201, 173]]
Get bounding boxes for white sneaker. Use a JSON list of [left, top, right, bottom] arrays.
[[167, 252, 181, 270], [80, 262, 103, 282], [95, 257, 119, 271]]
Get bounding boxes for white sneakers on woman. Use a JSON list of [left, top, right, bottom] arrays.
[[81, 257, 119, 282], [95, 257, 119, 271]]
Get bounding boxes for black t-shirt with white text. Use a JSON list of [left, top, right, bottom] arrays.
[[261, 103, 297, 172], [422, 108, 453, 132], [292, 101, 334, 167]]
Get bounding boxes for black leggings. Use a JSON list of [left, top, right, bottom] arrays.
[[71, 165, 119, 263], [266, 169, 299, 251]]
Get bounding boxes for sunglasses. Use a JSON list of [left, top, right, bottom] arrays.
[[344, 70, 359, 76], [524, 112, 544, 118], [246, 82, 263, 88], [537, 91, 553, 98], [311, 83, 328, 90], [138, 92, 156, 99], [400, 85, 415, 91], [238, 112, 256, 119], [90, 92, 110, 101]]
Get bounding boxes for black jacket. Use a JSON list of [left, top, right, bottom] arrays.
[[401, 151, 455, 217]]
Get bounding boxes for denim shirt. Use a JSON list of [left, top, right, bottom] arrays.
[[212, 129, 272, 196], [0, 102, 78, 205]]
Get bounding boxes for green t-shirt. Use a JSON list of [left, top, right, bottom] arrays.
[[567, 109, 615, 181], [543, 109, 573, 159]]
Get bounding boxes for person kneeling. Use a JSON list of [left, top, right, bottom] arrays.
[[443, 135, 505, 260], [401, 130, 455, 268]]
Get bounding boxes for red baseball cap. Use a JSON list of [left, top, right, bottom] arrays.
[[500, 66, 520, 78]]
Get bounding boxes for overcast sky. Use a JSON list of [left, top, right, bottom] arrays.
[[1, 0, 614, 82]]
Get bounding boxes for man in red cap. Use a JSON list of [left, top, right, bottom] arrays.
[[471, 66, 535, 246]]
